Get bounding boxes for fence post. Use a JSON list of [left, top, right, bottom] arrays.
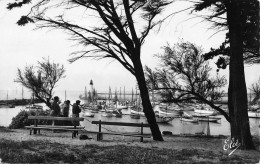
[[140, 122, 143, 142], [97, 120, 103, 140], [33, 119, 38, 134]]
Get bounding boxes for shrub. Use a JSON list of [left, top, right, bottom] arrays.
[[9, 109, 73, 129], [9, 109, 51, 129]]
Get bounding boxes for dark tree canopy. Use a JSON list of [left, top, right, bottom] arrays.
[[249, 78, 260, 105], [7, 0, 175, 141], [193, 0, 257, 150], [145, 41, 230, 121], [7, 0, 172, 73], [193, 0, 259, 67], [15, 58, 66, 108]]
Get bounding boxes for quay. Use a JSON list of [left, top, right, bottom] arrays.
[[0, 99, 42, 106]]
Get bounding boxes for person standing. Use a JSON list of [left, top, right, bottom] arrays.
[[62, 100, 70, 117], [51, 96, 61, 116], [72, 100, 82, 117], [72, 100, 82, 130]]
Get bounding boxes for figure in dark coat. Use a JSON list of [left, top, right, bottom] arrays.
[[51, 96, 61, 116], [72, 100, 81, 117], [62, 100, 70, 117]]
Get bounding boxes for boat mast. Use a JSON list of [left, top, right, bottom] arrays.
[[114, 88, 117, 108], [22, 87, 24, 100], [124, 86, 125, 104], [119, 87, 121, 103], [108, 86, 111, 107], [65, 90, 67, 101], [138, 91, 141, 113], [135, 88, 138, 108], [131, 88, 134, 106]]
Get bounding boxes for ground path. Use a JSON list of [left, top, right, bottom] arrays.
[[0, 128, 259, 163]]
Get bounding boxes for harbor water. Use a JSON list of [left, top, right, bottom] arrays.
[[0, 104, 259, 137]]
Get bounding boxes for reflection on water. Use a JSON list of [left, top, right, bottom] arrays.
[[0, 106, 259, 137], [80, 109, 258, 136], [0, 106, 28, 127]]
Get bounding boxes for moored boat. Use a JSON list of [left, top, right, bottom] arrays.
[[82, 111, 95, 117], [116, 105, 128, 110], [180, 112, 198, 123], [101, 111, 113, 117], [112, 109, 123, 118], [194, 109, 217, 116], [180, 117, 199, 123], [193, 116, 221, 122], [248, 111, 260, 118], [155, 115, 174, 123], [130, 114, 140, 119], [0, 103, 15, 108], [153, 105, 180, 117], [193, 104, 218, 116], [130, 108, 145, 116], [25, 104, 43, 110], [90, 110, 99, 113]]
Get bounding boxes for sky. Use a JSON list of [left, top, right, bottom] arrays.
[[0, 0, 259, 98]]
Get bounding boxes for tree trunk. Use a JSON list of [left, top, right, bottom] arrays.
[[133, 56, 164, 141], [226, 0, 255, 149]]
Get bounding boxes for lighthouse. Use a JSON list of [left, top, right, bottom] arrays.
[[90, 80, 94, 102]]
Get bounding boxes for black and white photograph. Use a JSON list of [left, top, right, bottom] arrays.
[[0, 0, 259, 163]]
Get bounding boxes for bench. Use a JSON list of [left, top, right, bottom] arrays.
[[91, 120, 151, 142], [25, 116, 85, 138]]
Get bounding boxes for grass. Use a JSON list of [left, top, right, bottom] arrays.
[[0, 126, 13, 132], [0, 139, 259, 163]]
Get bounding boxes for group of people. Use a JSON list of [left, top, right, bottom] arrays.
[[50, 96, 82, 117]]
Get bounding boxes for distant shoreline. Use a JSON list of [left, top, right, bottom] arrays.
[[1, 98, 228, 106], [0, 99, 42, 106]]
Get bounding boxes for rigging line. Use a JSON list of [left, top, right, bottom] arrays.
[[82, 116, 141, 133], [82, 117, 118, 133]]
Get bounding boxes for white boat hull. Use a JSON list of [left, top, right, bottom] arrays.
[[194, 109, 216, 116], [102, 112, 113, 117], [180, 117, 198, 123], [248, 112, 260, 118], [153, 105, 180, 117], [130, 109, 145, 116], [194, 116, 221, 122], [116, 105, 128, 110], [82, 112, 94, 117]]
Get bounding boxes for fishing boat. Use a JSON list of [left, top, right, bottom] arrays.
[[155, 115, 174, 123], [112, 109, 123, 118], [130, 87, 143, 119], [82, 111, 95, 117], [194, 107, 217, 116], [179, 112, 198, 123], [193, 116, 221, 123], [130, 108, 145, 116], [177, 104, 195, 111], [130, 114, 141, 119], [101, 111, 113, 117], [0, 92, 15, 108], [113, 113, 123, 118], [0, 103, 15, 108], [25, 104, 43, 110], [116, 105, 128, 110], [248, 105, 259, 111], [193, 104, 218, 116], [248, 111, 260, 118], [153, 105, 180, 117], [180, 117, 199, 123]]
